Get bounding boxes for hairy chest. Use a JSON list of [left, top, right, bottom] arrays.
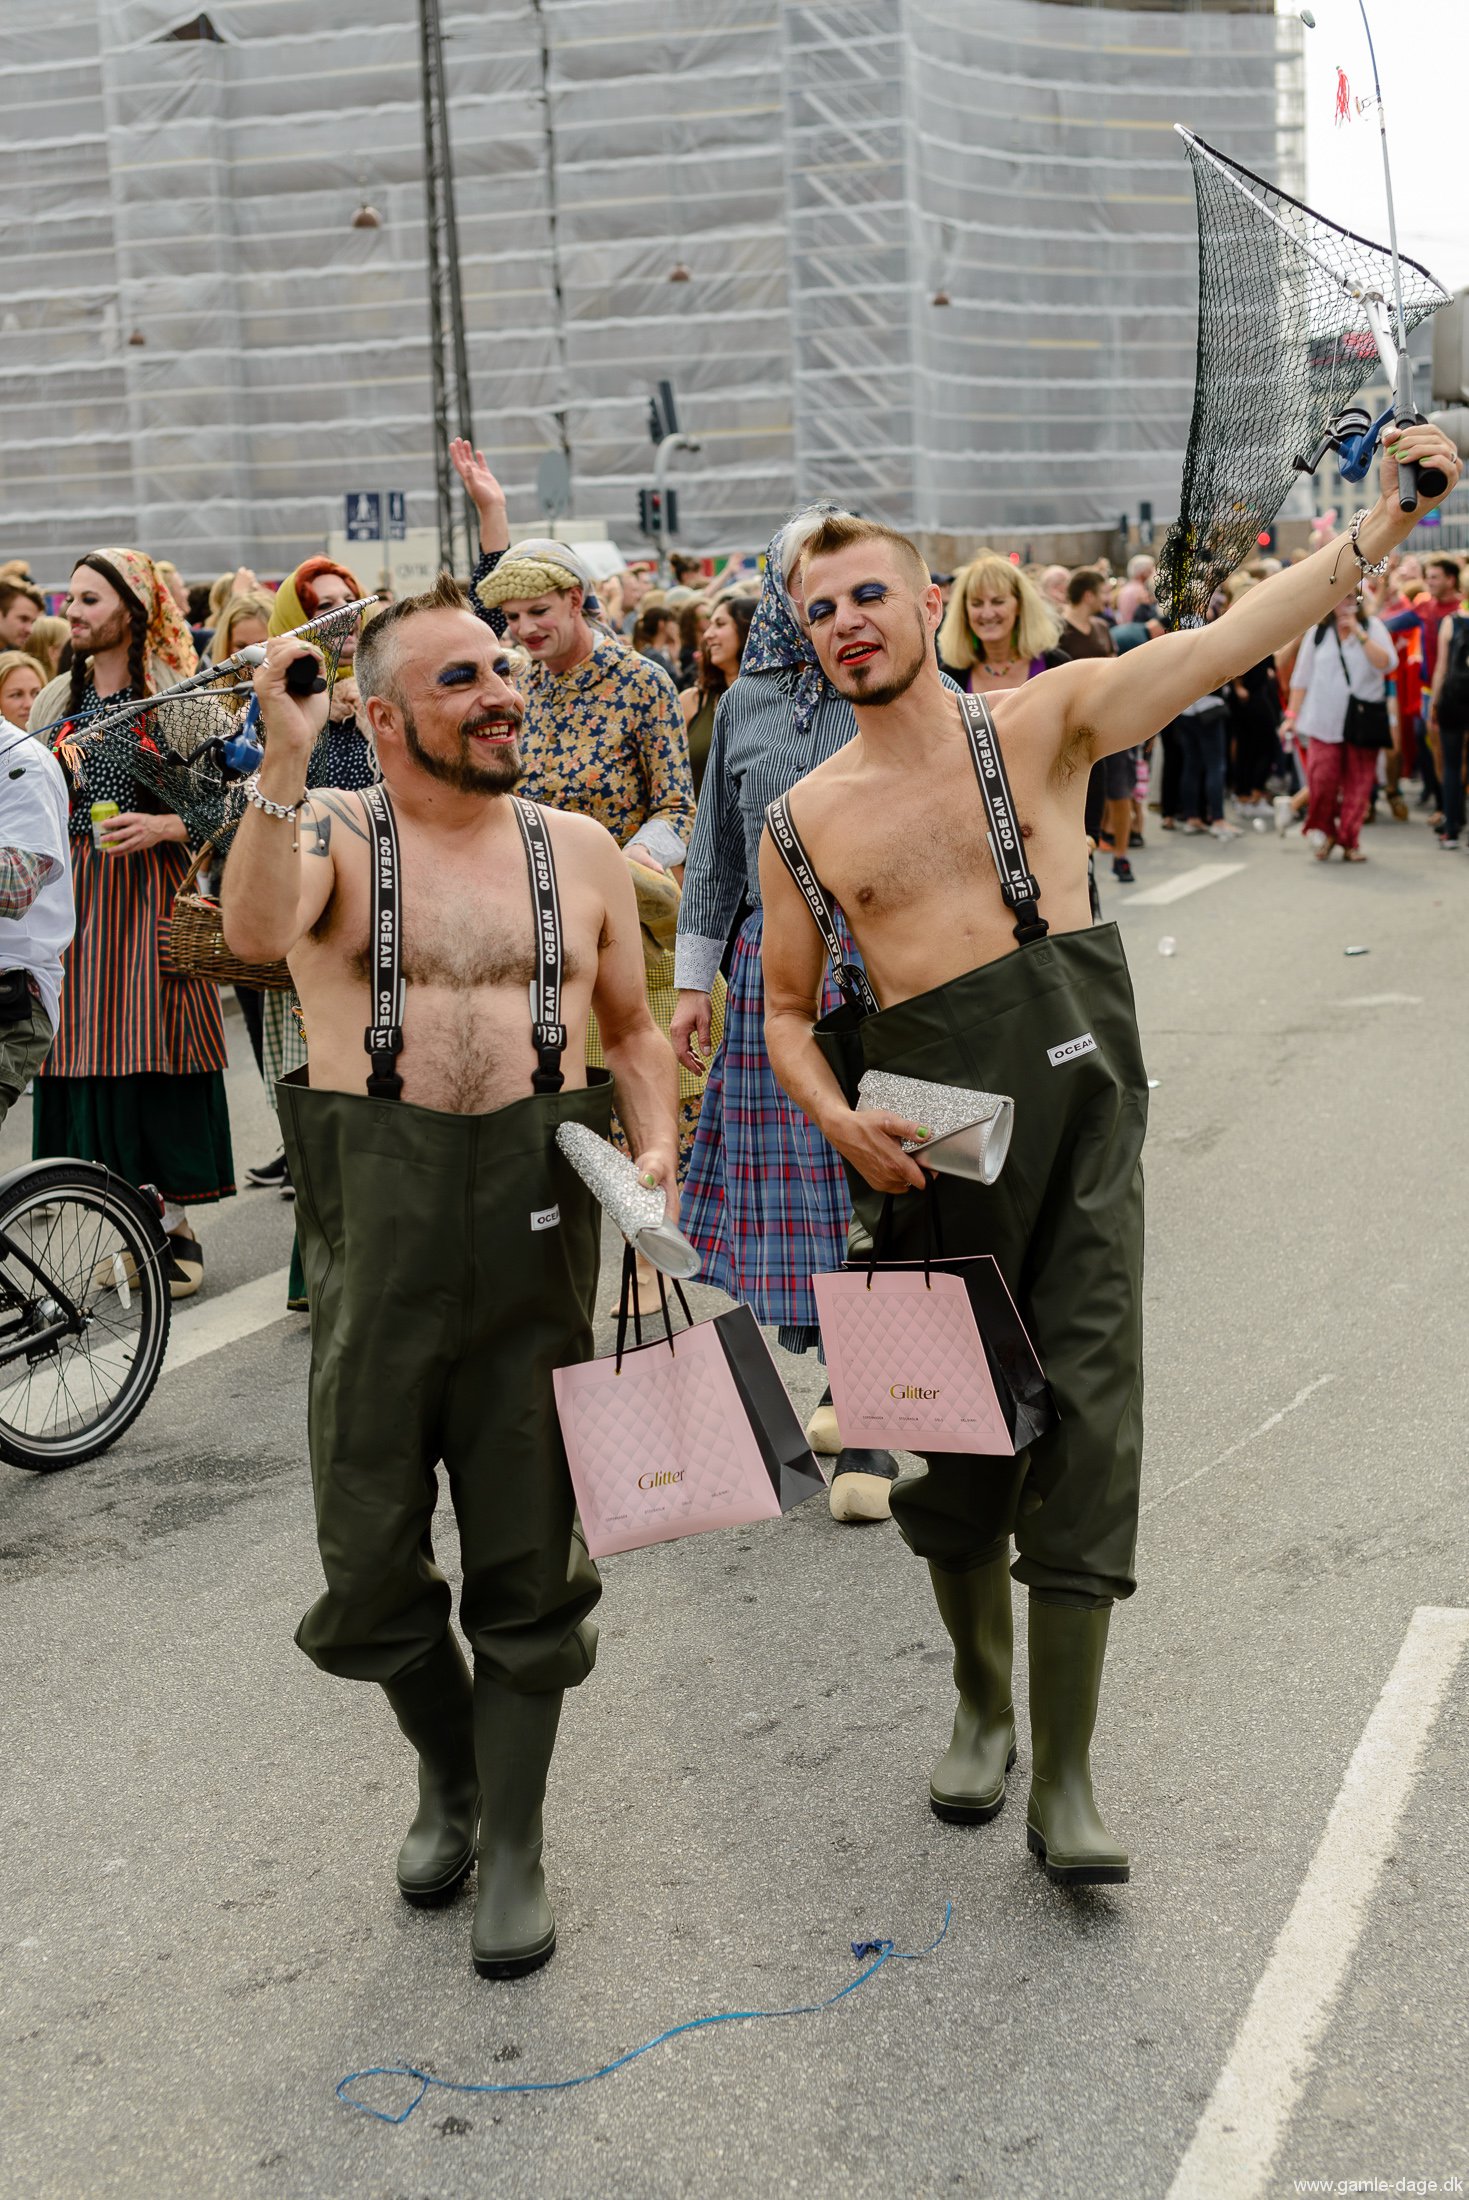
[[326, 865, 586, 994]]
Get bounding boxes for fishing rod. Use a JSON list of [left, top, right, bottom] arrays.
[[31, 597, 377, 753]]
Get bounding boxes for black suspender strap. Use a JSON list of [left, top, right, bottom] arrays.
[[511, 796, 568, 1095], [957, 693, 1049, 946], [764, 794, 880, 1018], [361, 784, 405, 1100], [357, 788, 569, 1101]]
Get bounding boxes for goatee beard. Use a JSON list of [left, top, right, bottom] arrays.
[[403, 704, 525, 794], [835, 610, 929, 708]]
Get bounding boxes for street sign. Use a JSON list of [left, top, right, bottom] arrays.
[[537, 451, 571, 521], [387, 490, 406, 541], [344, 492, 381, 543]]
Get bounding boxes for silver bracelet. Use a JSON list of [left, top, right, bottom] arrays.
[[1349, 509, 1391, 578], [244, 771, 305, 822]]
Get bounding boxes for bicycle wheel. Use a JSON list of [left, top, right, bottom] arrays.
[[0, 1162, 173, 1471]]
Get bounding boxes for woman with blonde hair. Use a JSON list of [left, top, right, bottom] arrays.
[[24, 615, 69, 683], [207, 590, 275, 675], [937, 553, 1063, 696], [0, 650, 48, 730]]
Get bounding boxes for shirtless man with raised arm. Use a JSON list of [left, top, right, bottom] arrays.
[[222, 574, 678, 1980], [758, 424, 1460, 1888]]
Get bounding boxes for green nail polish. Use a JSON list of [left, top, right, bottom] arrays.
[[917, 1126, 932, 1140]]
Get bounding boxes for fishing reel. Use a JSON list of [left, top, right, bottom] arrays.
[[1294, 401, 1449, 506]]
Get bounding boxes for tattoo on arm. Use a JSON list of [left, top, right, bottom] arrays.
[[304, 791, 369, 854]]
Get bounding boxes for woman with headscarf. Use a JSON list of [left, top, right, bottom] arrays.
[[669, 512, 962, 1523], [27, 549, 233, 1296]]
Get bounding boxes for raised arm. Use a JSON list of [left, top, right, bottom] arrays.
[[1065, 422, 1461, 759], [757, 826, 928, 1195], [585, 823, 681, 1218], [220, 636, 335, 962]]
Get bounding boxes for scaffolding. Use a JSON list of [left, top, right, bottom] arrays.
[[0, 0, 1299, 581]]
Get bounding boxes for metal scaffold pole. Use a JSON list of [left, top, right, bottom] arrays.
[[418, 0, 475, 575]]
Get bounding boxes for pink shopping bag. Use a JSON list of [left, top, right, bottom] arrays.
[[554, 1258, 827, 1557], [811, 1258, 1051, 1457]]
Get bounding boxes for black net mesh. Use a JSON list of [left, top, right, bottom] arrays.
[[1156, 130, 1447, 628], [62, 601, 366, 854]]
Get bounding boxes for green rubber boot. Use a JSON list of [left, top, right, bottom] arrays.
[[927, 1558, 1017, 1823], [470, 1672, 563, 1980], [381, 1635, 479, 1906], [1025, 1600, 1130, 1886]]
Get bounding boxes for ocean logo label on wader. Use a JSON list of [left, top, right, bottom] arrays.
[[1047, 1033, 1097, 1068], [530, 1204, 561, 1232]]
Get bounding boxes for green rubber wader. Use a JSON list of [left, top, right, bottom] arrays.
[[813, 923, 1147, 1606], [277, 1065, 613, 1691]]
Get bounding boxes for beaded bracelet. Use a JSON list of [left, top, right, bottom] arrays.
[[244, 772, 305, 823], [1349, 508, 1390, 578]]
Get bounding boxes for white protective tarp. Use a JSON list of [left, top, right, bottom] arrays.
[[0, 0, 1298, 580]]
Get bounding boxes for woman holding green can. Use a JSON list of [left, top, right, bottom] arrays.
[[28, 549, 235, 1298]]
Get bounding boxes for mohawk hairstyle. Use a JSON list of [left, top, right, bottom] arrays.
[[795, 513, 932, 598]]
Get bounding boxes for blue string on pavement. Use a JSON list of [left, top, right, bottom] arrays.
[[336, 1901, 954, 2128]]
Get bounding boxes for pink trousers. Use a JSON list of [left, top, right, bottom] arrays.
[[1304, 739, 1378, 853]]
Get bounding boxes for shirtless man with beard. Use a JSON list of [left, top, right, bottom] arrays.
[[758, 423, 1459, 1887], [222, 574, 678, 1979]]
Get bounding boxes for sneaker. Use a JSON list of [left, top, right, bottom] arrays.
[[245, 1149, 290, 1190], [1438, 834, 1461, 850], [1306, 827, 1328, 853], [1208, 821, 1242, 839], [1272, 794, 1295, 835], [1111, 856, 1136, 883]]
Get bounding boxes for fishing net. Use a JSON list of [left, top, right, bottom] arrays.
[[1156, 128, 1448, 627], [52, 601, 369, 855]]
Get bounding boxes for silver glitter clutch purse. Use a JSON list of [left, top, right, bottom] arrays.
[[555, 1122, 701, 1278], [856, 1071, 1014, 1186]]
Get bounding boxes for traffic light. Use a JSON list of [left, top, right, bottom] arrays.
[[636, 487, 679, 538]]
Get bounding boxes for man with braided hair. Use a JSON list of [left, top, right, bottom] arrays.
[[472, 532, 719, 1229], [28, 552, 234, 1295]]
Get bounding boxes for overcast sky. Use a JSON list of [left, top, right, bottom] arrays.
[[1296, 0, 1466, 294]]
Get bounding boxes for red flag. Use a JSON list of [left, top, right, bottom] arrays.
[[1334, 67, 1352, 124]]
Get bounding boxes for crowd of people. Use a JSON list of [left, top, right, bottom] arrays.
[[1, 509, 1462, 1312], [1, 415, 1459, 1978]]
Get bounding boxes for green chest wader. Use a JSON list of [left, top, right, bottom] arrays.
[[768, 694, 1149, 1607], [278, 789, 612, 1690]]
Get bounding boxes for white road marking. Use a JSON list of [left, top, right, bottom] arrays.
[[162, 1267, 294, 1375], [1125, 862, 1247, 907], [1337, 992, 1422, 1008], [1165, 1605, 1469, 2200], [1141, 1374, 1334, 1517]]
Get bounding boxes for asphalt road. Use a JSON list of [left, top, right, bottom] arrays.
[[2, 806, 1467, 2200]]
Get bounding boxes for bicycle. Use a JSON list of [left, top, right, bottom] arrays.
[[0, 1157, 172, 1471]]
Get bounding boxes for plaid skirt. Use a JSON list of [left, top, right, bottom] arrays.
[[682, 909, 853, 1332]]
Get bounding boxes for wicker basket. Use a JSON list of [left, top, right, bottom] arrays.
[[164, 843, 296, 993]]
